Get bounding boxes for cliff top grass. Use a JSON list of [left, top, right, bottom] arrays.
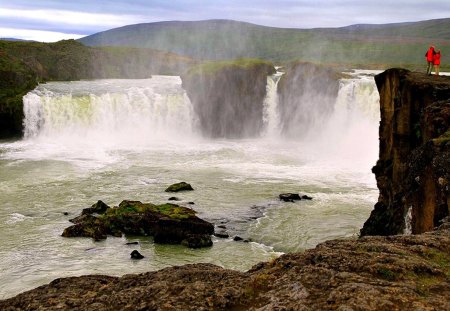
[[185, 58, 275, 77]]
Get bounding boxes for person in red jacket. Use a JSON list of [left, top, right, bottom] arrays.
[[425, 45, 435, 75], [433, 50, 441, 76]]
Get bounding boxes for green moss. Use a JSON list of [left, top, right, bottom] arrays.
[[153, 203, 196, 219], [377, 267, 398, 281], [103, 201, 195, 220], [421, 249, 450, 278], [185, 58, 274, 77], [432, 130, 450, 146]]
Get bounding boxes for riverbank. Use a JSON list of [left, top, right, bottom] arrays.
[[1, 219, 448, 310]]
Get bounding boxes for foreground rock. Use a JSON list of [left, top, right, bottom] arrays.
[[3, 224, 448, 310], [362, 69, 450, 236], [62, 200, 214, 248]]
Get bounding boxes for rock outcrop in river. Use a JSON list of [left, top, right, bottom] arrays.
[[181, 59, 275, 138], [62, 200, 214, 248], [361, 69, 450, 236]]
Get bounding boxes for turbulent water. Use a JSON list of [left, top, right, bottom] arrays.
[[0, 71, 380, 299]]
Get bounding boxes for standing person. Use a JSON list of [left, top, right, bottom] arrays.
[[433, 50, 441, 76], [425, 45, 435, 75]]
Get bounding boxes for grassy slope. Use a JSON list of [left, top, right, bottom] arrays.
[[79, 18, 450, 70]]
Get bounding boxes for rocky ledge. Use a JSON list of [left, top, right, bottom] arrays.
[[2, 221, 448, 310], [62, 200, 214, 248], [361, 69, 449, 236]]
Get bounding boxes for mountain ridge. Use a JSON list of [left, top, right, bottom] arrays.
[[79, 18, 450, 65]]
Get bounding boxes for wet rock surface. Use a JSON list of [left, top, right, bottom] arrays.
[[2, 224, 448, 310]]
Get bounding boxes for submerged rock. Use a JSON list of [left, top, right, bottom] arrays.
[[279, 193, 301, 202], [165, 182, 194, 192], [130, 250, 144, 260], [62, 200, 214, 248]]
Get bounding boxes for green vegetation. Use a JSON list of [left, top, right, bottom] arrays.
[[184, 58, 275, 80], [432, 130, 450, 146], [79, 19, 450, 70], [105, 200, 196, 220]]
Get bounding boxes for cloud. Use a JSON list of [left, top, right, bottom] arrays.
[[1, 0, 450, 41], [0, 8, 145, 29], [0, 27, 84, 42]]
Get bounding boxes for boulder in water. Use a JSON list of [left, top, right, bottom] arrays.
[[130, 250, 144, 260], [62, 200, 214, 248], [165, 182, 194, 192], [279, 193, 301, 202]]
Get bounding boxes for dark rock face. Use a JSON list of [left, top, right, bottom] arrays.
[[165, 182, 194, 192], [3, 224, 448, 310], [0, 51, 38, 138], [361, 69, 450, 236], [181, 60, 276, 138], [277, 62, 340, 137], [62, 200, 214, 248]]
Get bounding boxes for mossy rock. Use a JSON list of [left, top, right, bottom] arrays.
[[165, 182, 194, 192], [62, 200, 213, 248]]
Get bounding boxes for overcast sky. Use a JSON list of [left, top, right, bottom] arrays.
[[1, 0, 450, 42]]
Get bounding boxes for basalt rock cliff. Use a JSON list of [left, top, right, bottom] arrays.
[[277, 62, 341, 137], [361, 69, 450, 236], [181, 59, 275, 138]]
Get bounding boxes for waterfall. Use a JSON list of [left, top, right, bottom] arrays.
[[23, 77, 196, 147], [262, 69, 283, 137], [403, 206, 413, 235]]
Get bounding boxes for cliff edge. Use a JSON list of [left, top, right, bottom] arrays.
[[361, 69, 450, 236]]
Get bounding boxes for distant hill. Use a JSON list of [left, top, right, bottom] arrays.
[[0, 38, 36, 42], [79, 19, 450, 68]]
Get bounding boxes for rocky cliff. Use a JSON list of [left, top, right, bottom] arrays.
[[361, 69, 450, 236], [277, 62, 341, 137], [181, 59, 275, 138]]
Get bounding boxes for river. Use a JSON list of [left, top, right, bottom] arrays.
[[0, 70, 380, 299]]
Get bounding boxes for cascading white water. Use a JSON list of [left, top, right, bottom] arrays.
[[23, 77, 196, 148], [404, 206, 413, 234], [262, 69, 283, 137]]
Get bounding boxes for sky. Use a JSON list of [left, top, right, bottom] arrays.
[[1, 0, 450, 42]]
